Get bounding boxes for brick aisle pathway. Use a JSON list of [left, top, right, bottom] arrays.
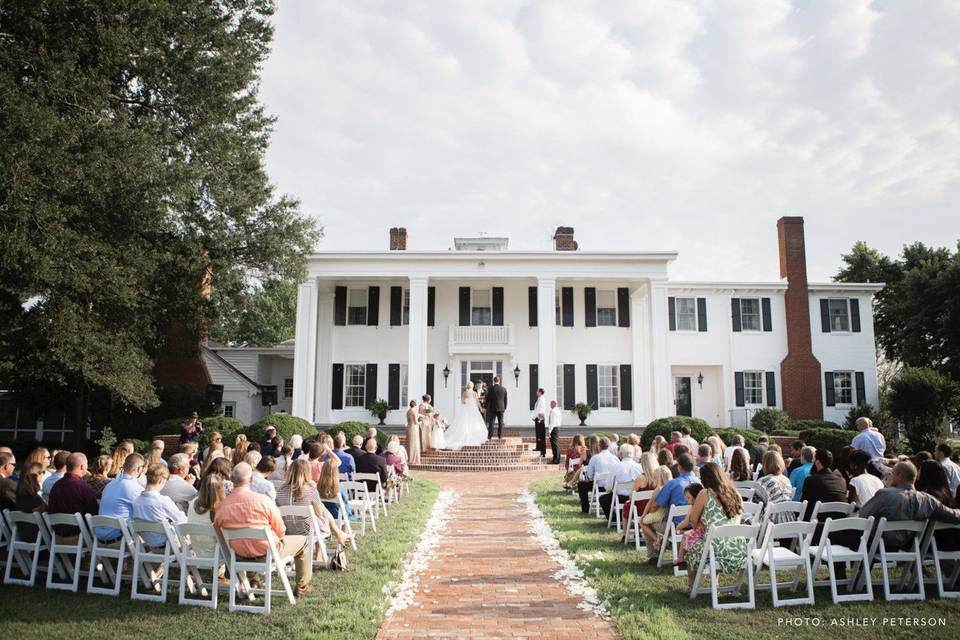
[[377, 471, 617, 640]]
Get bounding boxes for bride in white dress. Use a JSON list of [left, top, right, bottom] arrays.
[[443, 381, 489, 450]]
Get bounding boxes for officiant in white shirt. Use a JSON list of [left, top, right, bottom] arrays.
[[547, 400, 563, 464], [531, 388, 548, 459]]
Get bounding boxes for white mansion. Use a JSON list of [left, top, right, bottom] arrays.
[[205, 218, 881, 429]]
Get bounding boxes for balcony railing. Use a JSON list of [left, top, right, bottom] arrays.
[[448, 324, 514, 354]]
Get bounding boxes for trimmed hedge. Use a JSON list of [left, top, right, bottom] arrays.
[[715, 428, 758, 448], [769, 429, 800, 437], [798, 428, 854, 458], [750, 408, 791, 433], [250, 414, 316, 445], [790, 419, 842, 431], [640, 417, 712, 449]]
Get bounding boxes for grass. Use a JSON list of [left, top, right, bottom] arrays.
[[0, 478, 440, 640], [531, 476, 959, 640]]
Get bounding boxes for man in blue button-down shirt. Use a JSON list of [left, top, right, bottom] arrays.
[[95, 453, 145, 541], [642, 453, 696, 562], [132, 464, 187, 548], [789, 446, 815, 496]]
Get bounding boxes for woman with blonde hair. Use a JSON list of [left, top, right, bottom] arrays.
[[276, 459, 351, 554], [232, 434, 249, 467], [203, 431, 222, 461], [24, 447, 52, 485], [638, 466, 677, 547], [86, 455, 113, 499], [705, 436, 725, 466], [109, 442, 132, 478], [145, 440, 166, 468], [651, 435, 668, 454], [619, 453, 665, 533]]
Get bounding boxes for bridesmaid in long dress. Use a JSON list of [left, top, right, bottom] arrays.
[[419, 395, 434, 451], [406, 400, 421, 465]]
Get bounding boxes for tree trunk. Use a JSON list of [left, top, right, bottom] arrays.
[[72, 385, 89, 450]]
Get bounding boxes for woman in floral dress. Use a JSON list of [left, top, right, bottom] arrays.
[[683, 462, 748, 590]]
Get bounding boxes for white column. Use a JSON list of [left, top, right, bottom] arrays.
[[537, 277, 558, 406], [407, 277, 429, 402], [649, 280, 673, 418], [292, 279, 318, 421], [314, 287, 335, 424], [631, 285, 651, 426]]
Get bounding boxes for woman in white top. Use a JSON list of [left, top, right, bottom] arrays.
[[848, 449, 884, 506]]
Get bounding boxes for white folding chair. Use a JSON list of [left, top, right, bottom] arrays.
[[175, 522, 223, 609], [862, 518, 926, 601], [808, 500, 855, 523], [740, 502, 763, 525], [607, 481, 634, 532], [733, 480, 758, 491], [221, 526, 296, 614], [656, 504, 691, 575], [623, 490, 654, 550], [808, 516, 875, 604], [342, 481, 376, 535], [735, 486, 756, 501], [752, 520, 816, 607], [353, 473, 388, 516], [128, 520, 183, 602], [0, 513, 10, 572], [920, 521, 960, 598], [756, 500, 807, 546], [591, 472, 611, 519], [752, 464, 762, 481], [42, 512, 93, 592], [86, 514, 136, 596], [278, 505, 331, 567], [689, 523, 760, 610], [3, 510, 50, 586]]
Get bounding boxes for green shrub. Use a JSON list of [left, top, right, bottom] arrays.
[[769, 429, 800, 437], [95, 426, 118, 456], [148, 417, 184, 438], [888, 367, 958, 453], [640, 417, 712, 449], [128, 438, 150, 454], [798, 428, 854, 458], [790, 419, 841, 431], [250, 414, 316, 445], [327, 422, 388, 451], [198, 416, 247, 448], [714, 428, 758, 448], [750, 408, 791, 433]]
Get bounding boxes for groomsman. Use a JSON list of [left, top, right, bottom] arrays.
[[547, 400, 563, 464], [532, 388, 547, 459]]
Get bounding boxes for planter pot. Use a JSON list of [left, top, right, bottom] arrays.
[[578, 412, 588, 426], [377, 411, 387, 425]]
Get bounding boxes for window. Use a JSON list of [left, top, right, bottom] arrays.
[[743, 371, 764, 405], [828, 299, 850, 332], [222, 402, 236, 418], [283, 378, 294, 399], [347, 289, 367, 325], [400, 364, 409, 405], [402, 289, 410, 325], [675, 297, 697, 331], [833, 371, 853, 405], [471, 289, 492, 326], [598, 365, 619, 408], [344, 364, 366, 408], [556, 364, 564, 409], [740, 298, 761, 331], [596, 290, 617, 326], [555, 290, 561, 326]]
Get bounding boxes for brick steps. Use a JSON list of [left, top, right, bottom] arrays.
[[409, 436, 554, 472]]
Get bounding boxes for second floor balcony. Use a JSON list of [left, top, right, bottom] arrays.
[[448, 324, 514, 355]]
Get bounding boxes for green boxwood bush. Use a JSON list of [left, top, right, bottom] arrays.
[[750, 408, 791, 433], [798, 427, 854, 458], [327, 422, 388, 451], [714, 428, 759, 448], [640, 417, 712, 449], [198, 416, 247, 448], [790, 419, 842, 431], [250, 414, 316, 445], [769, 429, 800, 437]]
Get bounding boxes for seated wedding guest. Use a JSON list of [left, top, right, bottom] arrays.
[[861, 461, 960, 551], [14, 462, 45, 542], [681, 426, 699, 452], [288, 434, 304, 460], [723, 435, 748, 470], [677, 462, 747, 586], [346, 435, 365, 463], [132, 464, 187, 548], [600, 444, 643, 517], [641, 453, 697, 563], [753, 451, 795, 521], [916, 460, 960, 552], [665, 432, 682, 452], [317, 457, 355, 522], [145, 439, 166, 468], [749, 436, 769, 468], [627, 433, 642, 456], [202, 456, 234, 495], [834, 446, 854, 484], [41, 449, 70, 500], [388, 434, 410, 469], [848, 449, 884, 507], [406, 400, 422, 465], [222, 446, 234, 462], [608, 434, 620, 453], [260, 426, 278, 457], [275, 459, 351, 556], [789, 446, 815, 495], [800, 449, 849, 524], [674, 483, 705, 566], [786, 440, 805, 474], [244, 450, 262, 468], [670, 445, 689, 478], [95, 453, 145, 542], [203, 431, 222, 461], [0, 452, 17, 510], [633, 466, 673, 544], [47, 453, 98, 540], [621, 452, 663, 526], [331, 433, 356, 475], [576, 437, 618, 514], [658, 448, 676, 478], [160, 453, 198, 514], [214, 462, 313, 598], [180, 411, 203, 445], [192, 473, 226, 523], [86, 455, 113, 499], [356, 438, 389, 492], [271, 436, 284, 458], [729, 448, 752, 482], [307, 442, 327, 482], [24, 447, 51, 485], [272, 446, 294, 481], [651, 435, 668, 454], [563, 434, 588, 490], [851, 417, 886, 467], [934, 443, 960, 496], [705, 436, 725, 466], [252, 456, 277, 499], [232, 435, 249, 467], [696, 444, 713, 469], [364, 427, 382, 454], [180, 442, 202, 476], [384, 440, 405, 477]]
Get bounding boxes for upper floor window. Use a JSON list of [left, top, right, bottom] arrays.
[[472, 289, 492, 325], [344, 364, 366, 407], [347, 289, 368, 325], [828, 299, 850, 332], [739, 298, 762, 332], [833, 371, 853, 405], [675, 297, 697, 331], [596, 290, 617, 326], [743, 371, 764, 405], [283, 378, 294, 399], [598, 365, 619, 408]]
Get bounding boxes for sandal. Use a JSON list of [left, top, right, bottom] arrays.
[[295, 584, 312, 598]]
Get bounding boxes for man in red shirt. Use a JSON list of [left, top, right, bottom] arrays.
[[47, 453, 99, 541]]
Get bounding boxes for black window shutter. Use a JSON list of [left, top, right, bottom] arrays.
[[850, 299, 861, 333], [820, 299, 831, 333], [619, 364, 632, 410], [458, 287, 471, 326], [761, 297, 772, 332], [855, 371, 866, 406], [367, 287, 380, 326], [426, 364, 434, 400], [824, 372, 836, 406], [334, 286, 347, 326], [528, 286, 538, 327], [734, 371, 745, 407], [765, 371, 777, 407], [364, 363, 377, 406], [492, 287, 504, 326], [668, 296, 676, 331], [561, 287, 574, 327], [584, 288, 597, 327], [563, 364, 575, 410], [388, 363, 400, 409], [427, 287, 436, 327], [697, 297, 708, 332], [617, 288, 630, 327], [331, 363, 344, 410], [389, 286, 402, 326], [731, 298, 742, 332], [586, 364, 598, 410], [528, 364, 539, 411]]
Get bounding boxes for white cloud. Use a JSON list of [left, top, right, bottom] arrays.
[[260, 0, 960, 280]]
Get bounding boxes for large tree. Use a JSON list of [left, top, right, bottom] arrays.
[[210, 278, 298, 347], [0, 1, 319, 441]]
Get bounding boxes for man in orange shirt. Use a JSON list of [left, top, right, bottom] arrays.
[[214, 462, 313, 597]]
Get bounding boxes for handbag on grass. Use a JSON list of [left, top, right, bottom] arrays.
[[329, 544, 349, 571]]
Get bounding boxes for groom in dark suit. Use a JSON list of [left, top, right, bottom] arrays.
[[487, 376, 508, 439]]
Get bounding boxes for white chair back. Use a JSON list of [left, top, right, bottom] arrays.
[[42, 512, 92, 592], [808, 500, 855, 522], [86, 514, 135, 596], [3, 510, 50, 587], [752, 520, 816, 607], [757, 500, 806, 544], [689, 523, 761, 610], [174, 521, 223, 609], [657, 504, 692, 575], [735, 486, 756, 501], [607, 480, 635, 531], [920, 521, 960, 598], [220, 526, 296, 614], [866, 517, 927, 601], [809, 516, 875, 604], [278, 504, 329, 567], [625, 490, 655, 551], [128, 520, 180, 602], [740, 501, 763, 525]]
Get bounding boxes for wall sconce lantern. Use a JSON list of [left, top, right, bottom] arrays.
[[697, 371, 704, 388], [442, 364, 451, 388], [513, 364, 521, 387]]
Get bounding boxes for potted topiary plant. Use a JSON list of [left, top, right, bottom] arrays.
[[573, 402, 593, 426], [368, 399, 390, 425]]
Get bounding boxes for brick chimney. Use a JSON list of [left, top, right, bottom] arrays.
[[553, 226, 578, 251], [389, 227, 407, 251], [777, 216, 823, 419]]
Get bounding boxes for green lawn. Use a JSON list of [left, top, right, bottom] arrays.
[[531, 476, 958, 640], [0, 478, 440, 640]]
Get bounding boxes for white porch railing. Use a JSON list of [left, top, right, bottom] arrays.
[[448, 324, 514, 354]]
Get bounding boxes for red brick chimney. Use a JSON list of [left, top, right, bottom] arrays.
[[777, 216, 823, 419], [389, 227, 407, 250], [553, 226, 578, 251]]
